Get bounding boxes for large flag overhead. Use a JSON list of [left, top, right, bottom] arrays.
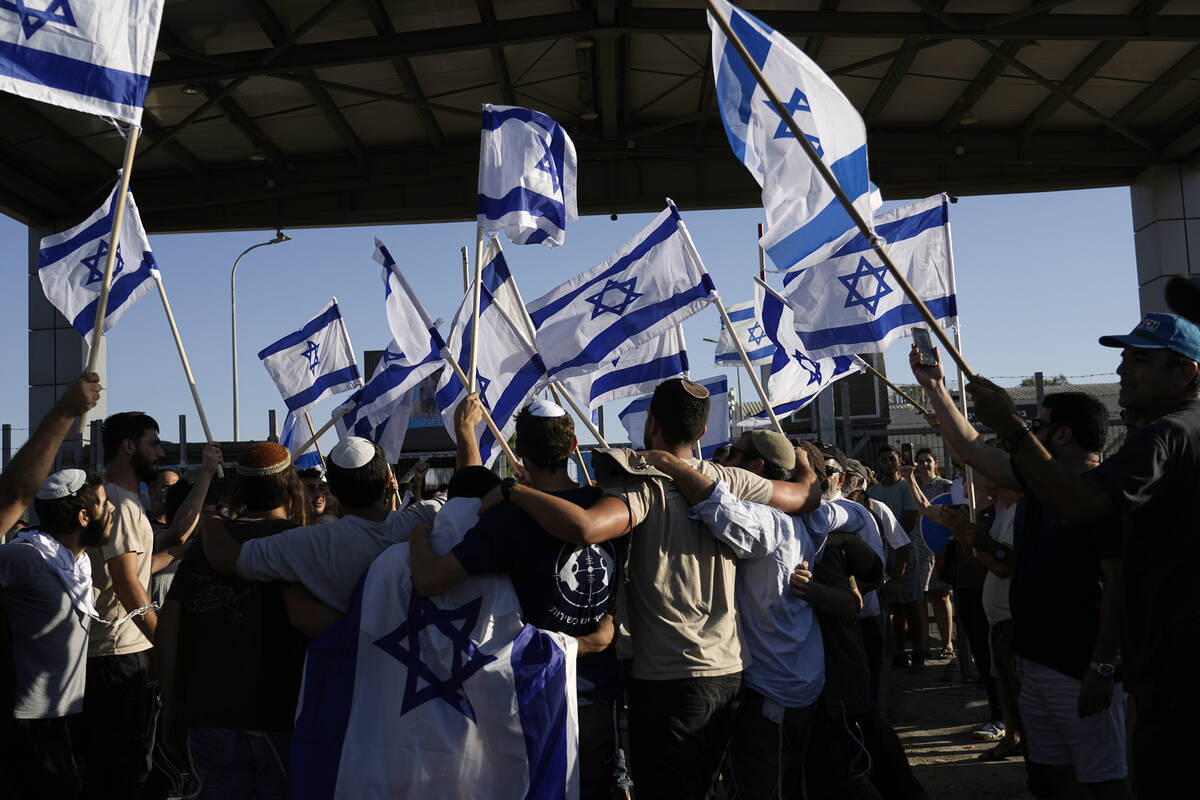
[[478, 104, 578, 247], [714, 299, 776, 366], [756, 282, 864, 419], [258, 300, 362, 415], [0, 0, 164, 124], [558, 326, 689, 412], [38, 182, 160, 344], [618, 375, 730, 459], [529, 201, 714, 382], [709, 0, 877, 272], [290, 498, 579, 799], [782, 194, 957, 360], [280, 412, 322, 470], [436, 243, 548, 467]]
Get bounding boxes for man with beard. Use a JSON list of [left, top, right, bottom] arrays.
[[0, 470, 113, 799], [79, 412, 165, 799]]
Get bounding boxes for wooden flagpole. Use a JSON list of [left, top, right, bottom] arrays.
[[712, 293, 784, 435], [303, 411, 328, 470], [78, 126, 141, 434], [859, 359, 931, 417], [290, 406, 351, 460], [440, 350, 520, 466], [707, 0, 975, 382], [468, 226, 484, 392], [548, 384, 594, 486]]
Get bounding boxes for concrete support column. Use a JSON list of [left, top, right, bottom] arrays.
[[1131, 165, 1200, 313], [28, 224, 106, 469]]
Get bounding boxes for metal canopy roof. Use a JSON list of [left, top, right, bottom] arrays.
[[3, 0, 1200, 233]]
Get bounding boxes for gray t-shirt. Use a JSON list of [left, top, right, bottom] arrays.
[[0, 544, 89, 718]]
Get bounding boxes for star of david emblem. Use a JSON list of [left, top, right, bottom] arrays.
[[793, 351, 823, 386], [534, 142, 560, 193], [1, 0, 76, 40], [475, 374, 491, 404], [373, 587, 496, 721], [763, 88, 824, 156], [746, 322, 767, 346], [584, 278, 643, 319], [300, 340, 320, 375], [80, 239, 124, 286], [838, 256, 893, 315]]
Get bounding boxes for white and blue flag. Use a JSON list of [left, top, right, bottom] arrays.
[[290, 498, 579, 799], [618, 375, 731, 459], [436, 241, 548, 467], [714, 299, 776, 366], [335, 377, 415, 464], [375, 238, 448, 362], [0, 0, 164, 123], [335, 335, 439, 462], [756, 282, 864, 419], [529, 201, 714, 382], [478, 104, 578, 247], [709, 0, 878, 271], [782, 194, 957, 360], [38, 182, 160, 344], [559, 326, 689, 411], [279, 412, 322, 471], [258, 300, 362, 415]]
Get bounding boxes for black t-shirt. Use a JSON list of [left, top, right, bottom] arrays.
[[167, 517, 309, 730], [1087, 397, 1200, 693], [1010, 461, 1122, 681], [811, 543, 871, 718], [451, 485, 627, 705]]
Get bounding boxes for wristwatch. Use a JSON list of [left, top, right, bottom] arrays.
[[500, 476, 518, 503], [1089, 660, 1117, 679]]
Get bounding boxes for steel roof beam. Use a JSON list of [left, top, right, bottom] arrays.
[[362, 0, 444, 147], [476, 0, 517, 105], [939, 40, 1023, 132]]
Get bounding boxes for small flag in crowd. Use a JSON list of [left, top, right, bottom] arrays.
[[258, 299, 362, 415], [714, 299, 776, 366], [709, 0, 878, 271], [38, 182, 160, 344], [279, 412, 322, 470], [375, 238, 448, 359], [529, 200, 714, 382], [756, 282, 864, 418], [559, 326, 690, 411], [619, 375, 731, 459], [290, 498, 579, 799], [782, 194, 957, 360], [478, 104, 578, 247], [335, 336, 435, 462], [0, 0, 164, 123]]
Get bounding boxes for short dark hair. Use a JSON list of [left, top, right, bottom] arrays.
[[649, 379, 709, 447], [164, 478, 193, 524], [1043, 392, 1109, 454], [297, 467, 323, 481], [915, 447, 936, 462], [795, 440, 828, 492], [33, 471, 105, 536], [231, 468, 307, 522], [878, 444, 900, 457], [325, 444, 390, 508], [447, 466, 501, 499], [739, 436, 792, 481], [514, 406, 575, 470], [102, 412, 158, 465]]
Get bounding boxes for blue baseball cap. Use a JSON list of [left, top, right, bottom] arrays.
[[1099, 312, 1200, 363]]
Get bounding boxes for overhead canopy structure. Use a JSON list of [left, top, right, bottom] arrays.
[[3, 0, 1200, 233]]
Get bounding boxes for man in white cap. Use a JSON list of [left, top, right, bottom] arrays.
[[203, 437, 442, 614], [0, 469, 113, 798]]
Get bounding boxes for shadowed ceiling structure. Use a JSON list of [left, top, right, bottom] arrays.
[[3, 0, 1200, 233]]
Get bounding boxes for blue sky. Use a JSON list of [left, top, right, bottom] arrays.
[[0, 185, 1138, 451]]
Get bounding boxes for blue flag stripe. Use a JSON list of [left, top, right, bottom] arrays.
[[0, 41, 149, 112], [795, 296, 957, 351], [764, 145, 869, 270], [716, 344, 775, 364], [38, 213, 113, 268], [476, 355, 546, 455], [257, 305, 344, 359], [284, 365, 362, 412], [477, 187, 567, 229], [481, 105, 557, 133], [69, 255, 156, 337], [724, 306, 756, 323], [589, 349, 690, 402], [511, 625, 571, 800], [716, 6, 773, 163]]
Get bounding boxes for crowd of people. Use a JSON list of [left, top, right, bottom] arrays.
[[0, 308, 1196, 799]]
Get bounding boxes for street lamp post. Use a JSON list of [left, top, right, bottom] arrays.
[[231, 230, 290, 441]]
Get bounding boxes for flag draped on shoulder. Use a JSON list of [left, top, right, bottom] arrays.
[[714, 299, 776, 366], [38, 182, 160, 343], [529, 201, 714, 382], [290, 497, 579, 799], [709, 0, 878, 272], [757, 282, 864, 418], [0, 0, 164, 123], [782, 194, 956, 360], [280, 412, 322, 470], [478, 104, 578, 247], [258, 300, 362, 415], [436, 240, 547, 467], [558, 326, 689, 411], [335, 336, 435, 462], [618, 375, 730, 459]]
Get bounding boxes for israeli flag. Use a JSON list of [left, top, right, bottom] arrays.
[[618, 375, 730, 459], [478, 104, 578, 247], [258, 300, 362, 415], [709, 0, 878, 271], [279, 412, 322, 471], [756, 282, 865, 418], [335, 379, 415, 464], [436, 242, 548, 467], [290, 498, 579, 799], [38, 182, 160, 344], [529, 200, 715, 382], [335, 335, 439, 462], [714, 299, 776, 366], [0, 0, 164, 124], [558, 326, 689, 412], [375, 238, 448, 361], [783, 194, 957, 359]]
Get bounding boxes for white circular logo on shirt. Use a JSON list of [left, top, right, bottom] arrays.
[[554, 543, 615, 615]]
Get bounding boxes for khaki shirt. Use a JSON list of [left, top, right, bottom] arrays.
[[87, 483, 154, 657], [594, 449, 773, 680]]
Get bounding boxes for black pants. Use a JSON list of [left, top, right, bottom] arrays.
[[858, 616, 883, 706], [0, 716, 80, 800], [955, 588, 1000, 719], [77, 651, 155, 800], [578, 701, 618, 800], [627, 673, 742, 800], [1129, 637, 1200, 799], [728, 686, 816, 800]]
